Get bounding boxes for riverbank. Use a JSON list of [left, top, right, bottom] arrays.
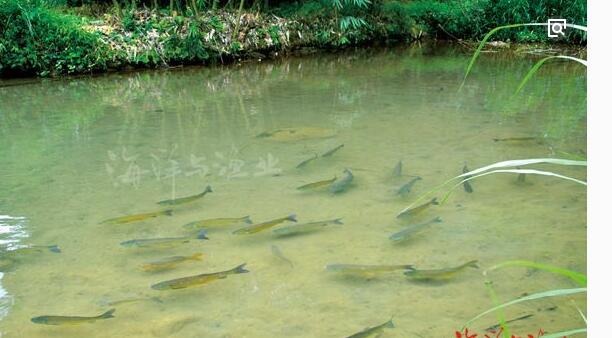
[[0, 0, 586, 78]]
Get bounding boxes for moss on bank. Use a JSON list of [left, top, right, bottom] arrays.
[[0, 0, 586, 77]]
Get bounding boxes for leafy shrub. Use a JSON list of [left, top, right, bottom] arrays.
[[0, 0, 108, 76]]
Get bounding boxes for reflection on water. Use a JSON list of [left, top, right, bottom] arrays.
[[0, 43, 586, 337], [0, 215, 29, 320]]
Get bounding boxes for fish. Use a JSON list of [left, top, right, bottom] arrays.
[[389, 217, 442, 242], [100, 209, 173, 225], [255, 127, 336, 141], [120, 230, 209, 249], [296, 154, 319, 169], [101, 296, 162, 307], [270, 245, 294, 268], [151, 263, 249, 290], [346, 318, 395, 338], [183, 216, 252, 230], [157, 185, 213, 206], [404, 260, 479, 281], [273, 218, 342, 236], [31, 309, 115, 325], [326, 264, 414, 276], [397, 176, 422, 196], [493, 136, 538, 142], [140, 253, 204, 272], [3, 245, 61, 257], [297, 177, 337, 190], [321, 144, 344, 157], [462, 164, 474, 193], [329, 169, 353, 193], [396, 198, 438, 219], [392, 161, 402, 177], [232, 214, 297, 235]]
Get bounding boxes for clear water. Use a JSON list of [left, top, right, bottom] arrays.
[[0, 43, 586, 337]]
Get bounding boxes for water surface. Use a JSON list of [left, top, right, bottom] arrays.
[[0, 43, 586, 337]]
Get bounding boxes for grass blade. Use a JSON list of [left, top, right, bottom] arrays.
[[440, 169, 586, 204], [397, 158, 586, 217], [462, 287, 586, 329], [484, 260, 586, 287], [515, 56, 587, 94], [541, 328, 587, 338], [461, 23, 587, 90]]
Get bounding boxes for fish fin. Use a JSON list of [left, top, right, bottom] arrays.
[[196, 229, 209, 240], [47, 245, 61, 253], [433, 216, 443, 223], [163, 209, 173, 216], [191, 253, 204, 261], [204, 185, 213, 194], [431, 198, 439, 205], [467, 260, 479, 269], [99, 309, 116, 319], [243, 216, 253, 224], [232, 263, 249, 274], [333, 218, 343, 225], [385, 318, 395, 328], [287, 214, 298, 222]]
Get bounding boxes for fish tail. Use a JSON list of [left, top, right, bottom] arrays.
[[47, 245, 61, 253], [191, 253, 204, 261], [243, 216, 253, 224], [431, 198, 439, 205], [163, 209, 173, 216], [432, 216, 443, 223], [231, 263, 249, 274], [403, 265, 415, 271], [287, 214, 298, 222], [204, 185, 213, 194], [333, 218, 343, 225], [466, 260, 480, 269], [385, 318, 395, 328], [99, 309, 116, 319], [196, 229, 209, 240]]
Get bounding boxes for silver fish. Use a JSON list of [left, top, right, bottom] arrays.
[[389, 217, 442, 242], [329, 169, 353, 193]]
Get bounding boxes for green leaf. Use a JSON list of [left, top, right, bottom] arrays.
[[485, 260, 586, 287], [462, 288, 586, 329]]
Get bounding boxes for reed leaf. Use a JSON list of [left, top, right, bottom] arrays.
[[515, 56, 587, 94], [440, 169, 586, 204], [461, 23, 588, 90], [484, 281, 510, 338], [462, 288, 586, 329], [541, 328, 587, 338], [398, 158, 586, 216], [484, 260, 586, 287]]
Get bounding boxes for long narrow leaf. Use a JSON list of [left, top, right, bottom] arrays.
[[541, 328, 587, 338], [515, 56, 587, 94], [462, 288, 586, 329], [461, 23, 587, 89], [440, 169, 586, 204], [397, 159, 586, 217], [485, 260, 586, 287]]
